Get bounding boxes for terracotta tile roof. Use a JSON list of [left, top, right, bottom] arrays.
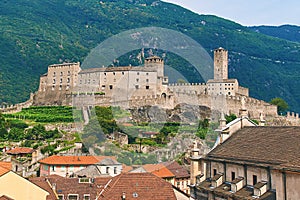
[[208, 126, 300, 171], [39, 155, 116, 165], [29, 177, 58, 200], [142, 164, 175, 178], [0, 162, 12, 171], [99, 173, 177, 200], [32, 175, 111, 200], [162, 161, 190, 179], [6, 147, 35, 155], [122, 164, 133, 173], [142, 131, 159, 135], [0, 166, 10, 177]]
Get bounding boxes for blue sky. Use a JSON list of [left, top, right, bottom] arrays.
[[162, 0, 300, 26]]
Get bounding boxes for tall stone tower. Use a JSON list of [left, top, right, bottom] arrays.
[[214, 47, 228, 80], [144, 56, 164, 78]]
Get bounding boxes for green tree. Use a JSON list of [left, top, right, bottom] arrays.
[[7, 128, 24, 141], [270, 97, 289, 115], [196, 119, 210, 139], [225, 114, 237, 123]]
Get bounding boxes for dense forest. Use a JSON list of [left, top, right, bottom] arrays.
[[1, 0, 300, 112]]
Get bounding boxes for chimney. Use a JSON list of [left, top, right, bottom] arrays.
[[239, 97, 248, 118], [52, 183, 56, 191], [259, 113, 265, 126], [219, 112, 226, 129], [121, 192, 126, 200], [254, 182, 268, 197]]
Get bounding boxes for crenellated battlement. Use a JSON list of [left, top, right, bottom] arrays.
[[168, 82, 207, 87], [286, 111, 300, 120], [0, 93, 34, 114]]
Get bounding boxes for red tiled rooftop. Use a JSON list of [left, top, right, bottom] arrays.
[[39, 155, 116, 165], [100, 173, 177, 200], [143, 132, 159, 135], [0, 162, 12, 171], [29, 177, 58, 200], [0, 166, 10, 177], [31, 175, 111, 200], [143, 164, 175, 178], [6, 147, 35, 155], [122, 164, 133, 173], [162, 161, 190, 178]]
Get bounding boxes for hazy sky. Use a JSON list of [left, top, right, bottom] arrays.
[[162, 0, 300, 26]]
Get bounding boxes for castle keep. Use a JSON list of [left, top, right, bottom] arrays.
[[32, 48, 277, 120]]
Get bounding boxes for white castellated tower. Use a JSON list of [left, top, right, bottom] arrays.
[[214, 47, 228, 80]]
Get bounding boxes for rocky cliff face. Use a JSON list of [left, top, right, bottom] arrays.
[[129, 103, 211, 124]]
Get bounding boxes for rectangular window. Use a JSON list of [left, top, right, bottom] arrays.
[[213, 169, 217, 176], [83, 194, 90, 200], [61, 166, 65, 172], [44, 165, 49, 171], [68, 194, 78, 200], [79, 178, 90, 183], [106, 167, 109, 174], [114, 167, 117, 174], [109, 85, 113, 90], [58, 195, 64, 200], [146, 86, 150, 90], [253, 175, 257, 185], [231, 172, 236, 181], [135, 85, 139, 89]]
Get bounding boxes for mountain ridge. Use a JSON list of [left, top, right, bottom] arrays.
[[1, 0, 300, 112]]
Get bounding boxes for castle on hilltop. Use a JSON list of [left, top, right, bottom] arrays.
[[30, 48, 278, 120]]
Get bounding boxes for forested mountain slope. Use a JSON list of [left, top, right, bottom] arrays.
[[1, 0, 300, 112]]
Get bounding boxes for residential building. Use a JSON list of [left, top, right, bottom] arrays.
[[0, 165, 51, 200], [30, 175, 110, 200], [39, 155, 122, 177], [162, 161, 191, 195], [190, 125, 300, 200], [5, 147, 39, 174], [31, 173, 182, 200]]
